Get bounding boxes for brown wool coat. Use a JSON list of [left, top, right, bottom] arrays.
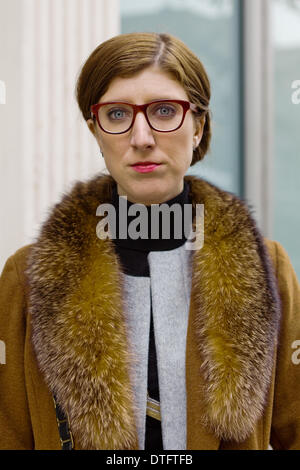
[[0, 174, 300, 450]]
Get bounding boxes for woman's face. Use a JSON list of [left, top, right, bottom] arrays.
[[88, 66, 204, 204]]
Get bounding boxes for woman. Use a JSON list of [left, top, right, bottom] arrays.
[[0, 32, 299, 451]]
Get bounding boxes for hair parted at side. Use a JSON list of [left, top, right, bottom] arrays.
[[76, 32, 212, 165]]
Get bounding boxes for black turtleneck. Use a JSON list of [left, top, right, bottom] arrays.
[[110, 180, 191, 449], [111, 181, 191, 275]]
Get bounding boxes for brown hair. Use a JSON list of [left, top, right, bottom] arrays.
[[76, 32, 211, 165]]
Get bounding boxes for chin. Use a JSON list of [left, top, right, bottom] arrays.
[[122, 177, 181, 204], [139, 190, 175, 205]]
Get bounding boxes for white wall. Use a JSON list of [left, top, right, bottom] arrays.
[[0, 0, 23, 271], [0, 0, 120, 272]]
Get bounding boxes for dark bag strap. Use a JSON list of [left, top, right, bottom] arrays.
[[53, 394, 74, 450]]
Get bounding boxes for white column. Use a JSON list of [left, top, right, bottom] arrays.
[[0, 0, 23, 269], [242, 0, 274, 237], [0, 0, 120, 271]]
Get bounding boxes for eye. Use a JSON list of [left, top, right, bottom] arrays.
[[107, 107, 131, 120], [151, 103, 177, 118]]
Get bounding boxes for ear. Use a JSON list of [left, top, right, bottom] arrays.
[[87, 118, 96, 136], [193, 115, 206, 148]]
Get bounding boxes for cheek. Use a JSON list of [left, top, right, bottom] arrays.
[[175, 131, 194, 168], [97, 134, 124, 161], [99, 138, 115, 154], [174, 121, 194, 147], [167, 132, 193, 160], [101, 141, 127, 177]]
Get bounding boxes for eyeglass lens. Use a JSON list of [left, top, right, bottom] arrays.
[[98, 102, 184, 133]]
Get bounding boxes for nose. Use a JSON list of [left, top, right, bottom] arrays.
[[129, 111, 156, 150]]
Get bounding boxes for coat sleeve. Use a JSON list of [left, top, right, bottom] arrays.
[[269, 241, 300, 450], [0, 252, 34, 449]]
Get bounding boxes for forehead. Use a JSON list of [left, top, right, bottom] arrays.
[[99, 66, 189, 103]]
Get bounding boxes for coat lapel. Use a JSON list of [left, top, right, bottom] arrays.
[[26, 173, 281, 449]]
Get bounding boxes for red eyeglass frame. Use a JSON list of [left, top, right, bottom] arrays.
[[90, 99, 199, 134]]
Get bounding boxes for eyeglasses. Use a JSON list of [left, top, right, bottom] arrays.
[[90, 99, 199, 134]]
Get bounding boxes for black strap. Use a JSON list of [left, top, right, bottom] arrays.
[[53, 395, 74, 450]]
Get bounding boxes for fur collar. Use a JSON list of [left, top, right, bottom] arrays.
[[25, 174, 281, 449]]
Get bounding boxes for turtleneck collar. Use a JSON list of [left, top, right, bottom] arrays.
[[111, 180, 191, 253]]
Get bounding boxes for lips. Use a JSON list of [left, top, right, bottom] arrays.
[[131, 162, 162, 174], [132, 161, 161, 166]]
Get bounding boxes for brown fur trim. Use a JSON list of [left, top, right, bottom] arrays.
[[26, 175, 139, 450], [25, 173, 281, 447], [187, 176, 281, 442]]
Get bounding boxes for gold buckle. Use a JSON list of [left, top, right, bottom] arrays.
[[147, 392, 161, 421]]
